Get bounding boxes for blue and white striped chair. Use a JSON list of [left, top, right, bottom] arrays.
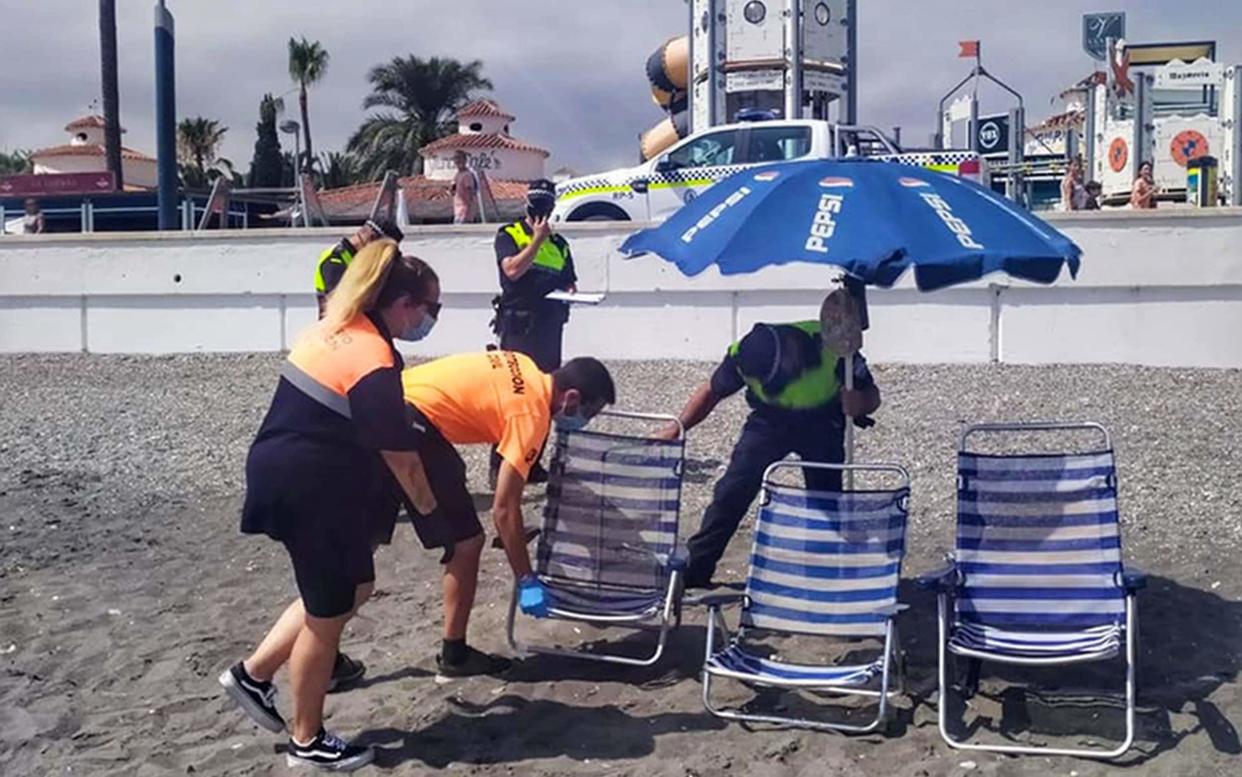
[[922, 422, 1144, 759], [701, 461, 911, 732], [506, 410, 686, 666]]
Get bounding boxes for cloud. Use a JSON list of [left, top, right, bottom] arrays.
[[1, 1, 1239, 175]]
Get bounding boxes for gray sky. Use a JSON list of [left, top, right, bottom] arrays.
[[1, 1, 1239, 175]]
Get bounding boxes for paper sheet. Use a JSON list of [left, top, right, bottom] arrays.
[[545, 291, 606, 305]]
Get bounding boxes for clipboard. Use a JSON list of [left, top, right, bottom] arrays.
[[545, 291, 606, 305]]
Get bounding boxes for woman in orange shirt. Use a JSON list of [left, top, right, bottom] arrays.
[[220, 238, 445, 771]]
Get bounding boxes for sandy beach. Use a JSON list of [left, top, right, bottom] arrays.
[[1, 354, 1239, 776]]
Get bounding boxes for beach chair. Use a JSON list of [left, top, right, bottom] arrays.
[[921, 421, 1143, 759], [700, 461, 911, 732], [506, 410, 686, 667]]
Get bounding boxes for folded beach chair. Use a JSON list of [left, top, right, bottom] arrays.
[[921, 421, 1143, 759], [506, 410, 686, 666], [700, 461, 911, 732]]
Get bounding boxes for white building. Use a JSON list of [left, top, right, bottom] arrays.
[[420, 100, 549, 182], [30, 116, 158, 189]]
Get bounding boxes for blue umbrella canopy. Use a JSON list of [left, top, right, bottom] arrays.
[[620, 159, 1081, 291]]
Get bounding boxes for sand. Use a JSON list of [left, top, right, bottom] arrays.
[[1, 354, 1239, 776]]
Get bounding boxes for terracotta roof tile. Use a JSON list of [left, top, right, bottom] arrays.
[[456, 99, 514, 120], [317, 175, 531, 222], [65, 115, 106, 131], [31, 143, 155, 162], [419, 133, 549, 158]]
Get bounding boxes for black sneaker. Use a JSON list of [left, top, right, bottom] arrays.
[[286, 729, 374, 771], [218, 661, 285, 733], [326, 652, 365, 693], [435, 646, 513, 683]]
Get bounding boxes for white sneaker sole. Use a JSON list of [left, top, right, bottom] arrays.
[[218, 668, 285, 733], [285, 746, 376, 771]]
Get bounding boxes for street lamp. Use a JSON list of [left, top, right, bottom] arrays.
[[279, 119, 307, 227]]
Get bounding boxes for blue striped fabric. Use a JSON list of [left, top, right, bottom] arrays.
[[954, 451, 1124, 632], [543, 579, 666, 618], [705, 644, 884, 687], [537, 429, 684, 594], [740, 485, 909, 637]]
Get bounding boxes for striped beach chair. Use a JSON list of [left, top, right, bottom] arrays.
[[506, 410, 686, 666], [922, 422, 1143, 759], [700, 461, 911, 732]]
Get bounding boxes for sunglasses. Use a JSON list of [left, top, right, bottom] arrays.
[[420, 299, 443, 318]]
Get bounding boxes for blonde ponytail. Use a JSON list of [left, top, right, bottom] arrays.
[[323, 238, 400, 328]]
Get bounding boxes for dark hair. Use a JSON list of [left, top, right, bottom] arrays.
[[553, 357, 616, 406]]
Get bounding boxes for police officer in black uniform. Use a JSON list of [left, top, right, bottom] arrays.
[[491, 179, 576, 482], [657, 319, 882, 588]]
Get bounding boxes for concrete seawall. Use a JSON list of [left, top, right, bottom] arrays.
[[2, 209, 1240, 367]]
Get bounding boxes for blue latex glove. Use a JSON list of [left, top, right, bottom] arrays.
[[518, 575, 550, 618]]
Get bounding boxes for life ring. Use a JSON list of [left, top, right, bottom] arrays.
[[1170, 129, 1209, 168], [1108, 137, 1128, 173]]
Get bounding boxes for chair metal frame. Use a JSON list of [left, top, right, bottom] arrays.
[[928, 421, 1141, 759], [701, 460, 911, 733], [506, 409, 686, 667]]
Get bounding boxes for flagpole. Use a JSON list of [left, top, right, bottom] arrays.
[[969, 41, 981, 154]]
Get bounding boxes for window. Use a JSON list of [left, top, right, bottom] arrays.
[[746, 125, 813, 163], [665, 130, 740, 169]]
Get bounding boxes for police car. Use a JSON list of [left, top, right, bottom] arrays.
[[553, 119, 984, 223]]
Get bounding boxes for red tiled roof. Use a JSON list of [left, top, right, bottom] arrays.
[[457, 99, 513, 120], [30, 143, 155, 162], [1032, 110, 1084, 133], [317, 175, 531, 222], [420, 133, 549, 158], [66, 115, 105, 131]]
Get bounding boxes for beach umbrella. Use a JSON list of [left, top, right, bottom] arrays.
[[620, 158, 1081, 471]]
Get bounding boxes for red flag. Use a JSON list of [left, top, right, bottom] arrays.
[[959, 40, 980, 58]]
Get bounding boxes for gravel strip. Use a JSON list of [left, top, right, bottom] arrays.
[[2, 353, 1239, 578]]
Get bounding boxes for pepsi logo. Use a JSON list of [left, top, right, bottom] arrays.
[[818, 177, 854, 188], [753, 170, 780, 182], [899, 177, 930, 188]]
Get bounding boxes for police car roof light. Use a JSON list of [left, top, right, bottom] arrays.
[[735, 108, 781, 123]]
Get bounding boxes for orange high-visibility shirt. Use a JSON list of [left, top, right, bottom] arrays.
[[402, 351, 553, 480]]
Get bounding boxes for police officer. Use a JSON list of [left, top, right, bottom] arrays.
[[491, 179, 576, 481], [656, 319, 882, 588], [313, 218, 405, 317]]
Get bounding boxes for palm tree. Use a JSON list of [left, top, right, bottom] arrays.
[[347, 55, 491, 180], [288, 37, 329, 165], [0, 149, 31, 175], [177, 117, 228, 188], [98, 0, 123, 189], [319, 151, 362, 189]]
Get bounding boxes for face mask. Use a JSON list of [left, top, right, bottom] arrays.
[[400, 313, 436, 342], [553, 404, 590, 432]]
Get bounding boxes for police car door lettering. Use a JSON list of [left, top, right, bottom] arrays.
[[805, 193, 844, 253], [919, 192, 984, 250]]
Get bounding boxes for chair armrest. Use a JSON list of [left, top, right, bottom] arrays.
[[691, 592, 746, 609], [1119, 566, 1148, 593], [915, 563, 960, 592]]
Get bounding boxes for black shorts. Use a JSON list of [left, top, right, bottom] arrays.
[[283, 529, 374, 618], [405, 404, 485, 551]]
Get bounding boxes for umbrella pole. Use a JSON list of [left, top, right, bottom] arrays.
[[843, 351, 854, 491]]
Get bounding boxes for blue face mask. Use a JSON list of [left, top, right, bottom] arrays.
[[553, 404, 590, 432], [400, 314, 436, 342]]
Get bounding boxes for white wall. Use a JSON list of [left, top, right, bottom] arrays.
[[1, 210, 1241, 367]]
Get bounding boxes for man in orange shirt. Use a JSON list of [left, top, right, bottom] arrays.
[[400, 351, 616, 678]]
